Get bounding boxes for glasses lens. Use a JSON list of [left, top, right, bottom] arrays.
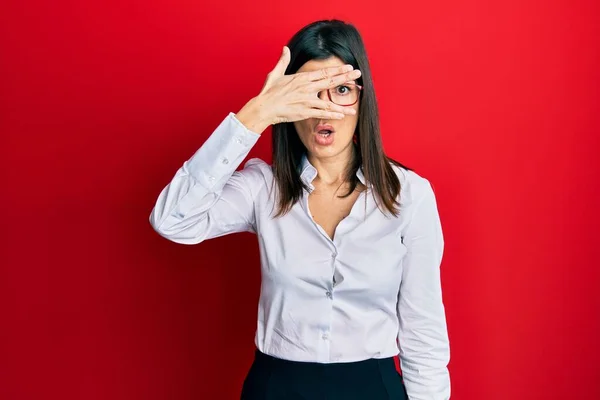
[[330, 83, 359, 106]]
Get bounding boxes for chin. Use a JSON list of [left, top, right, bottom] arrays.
[[306, 140, 353, 159]]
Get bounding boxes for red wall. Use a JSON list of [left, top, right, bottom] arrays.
[[2, 1, 599, 399]]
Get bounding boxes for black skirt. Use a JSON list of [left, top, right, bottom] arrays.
[[241, 349, 408, 400]]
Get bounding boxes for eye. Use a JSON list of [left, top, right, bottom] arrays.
[[336, 85, 351, 95]]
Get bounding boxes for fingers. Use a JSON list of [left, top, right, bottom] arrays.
[[301, 109, 346, 120], [305, 64, 354, 82], [311, 69, 362, 91], [305, 99, 357, 116], [270, 46, 291, 79]]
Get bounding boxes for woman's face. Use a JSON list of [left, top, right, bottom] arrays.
[[293, 56, 360, 160]]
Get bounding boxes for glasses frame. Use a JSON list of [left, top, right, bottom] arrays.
[[321, 82, 363, 106]]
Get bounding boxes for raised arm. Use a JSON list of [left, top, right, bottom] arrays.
[[149, 45, 361, 244], [149, 112, 264, 244]]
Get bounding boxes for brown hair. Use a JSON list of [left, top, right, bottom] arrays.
[[271, 19, 412, 217]]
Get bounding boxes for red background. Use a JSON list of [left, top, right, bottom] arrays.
[[2, 1, 599, 399]]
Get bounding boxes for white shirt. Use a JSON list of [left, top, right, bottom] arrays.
[[149, 112, 451, 400]]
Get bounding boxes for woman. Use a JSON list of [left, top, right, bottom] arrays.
[[149, 19, 450, 400]]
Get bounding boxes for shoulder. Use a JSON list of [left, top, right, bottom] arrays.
[[240, 157, 273, 177], [389, 161, 438, 211], [235, 157, 274, 193]]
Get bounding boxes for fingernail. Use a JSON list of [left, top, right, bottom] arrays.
[[344, 65, 354, 72]]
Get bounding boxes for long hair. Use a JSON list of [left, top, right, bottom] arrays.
[[272, 19, 412, 217]]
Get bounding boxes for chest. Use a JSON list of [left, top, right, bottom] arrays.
[[307, 188, 362, 240], [256, 190, 408, 295]]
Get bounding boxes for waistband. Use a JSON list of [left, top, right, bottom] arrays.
[[252, 349, 396, 373]]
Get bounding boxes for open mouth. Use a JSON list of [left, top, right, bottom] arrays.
[[314, 124, 335, 145]]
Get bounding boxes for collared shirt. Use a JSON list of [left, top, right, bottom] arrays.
[[149, 112, 451, 400]]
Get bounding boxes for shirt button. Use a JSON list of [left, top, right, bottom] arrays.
[[235, 137, 243, 144], [322, 332, 330, 340], [208, 176, 215, 182], [331, 253, 337, 259], [222, 158, 229, 164], [326, 291, 333, 299]]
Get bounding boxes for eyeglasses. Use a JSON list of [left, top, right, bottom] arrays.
[[318, 82, 363, 106]]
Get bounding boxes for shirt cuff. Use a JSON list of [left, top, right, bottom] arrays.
[[184, 112, 261, 190]]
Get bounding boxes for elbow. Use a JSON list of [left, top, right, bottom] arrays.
[[148, 208, 204, 245], [148, 206, 169, 238]]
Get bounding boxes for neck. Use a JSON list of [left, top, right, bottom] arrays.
[[308, 145, 355, 186]]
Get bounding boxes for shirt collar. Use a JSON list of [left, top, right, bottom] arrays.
[[299, 153, 366, 190]]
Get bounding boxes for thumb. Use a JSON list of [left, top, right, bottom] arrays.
[[260, 46, 290, 94], [270, 46, 290, 78]]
